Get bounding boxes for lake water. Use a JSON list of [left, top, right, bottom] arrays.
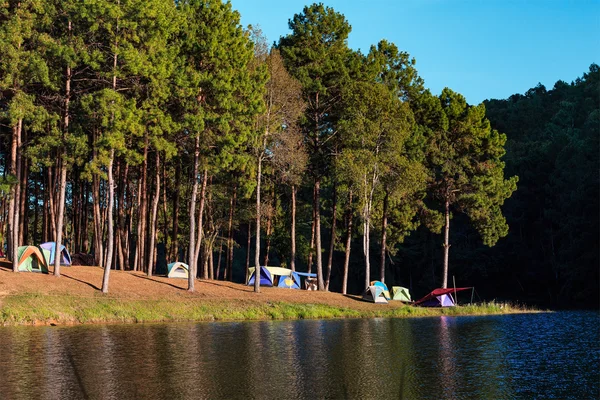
[[0, 311, 597, 399]]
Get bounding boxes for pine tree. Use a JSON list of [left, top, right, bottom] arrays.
[[425, 88, 518, 288]]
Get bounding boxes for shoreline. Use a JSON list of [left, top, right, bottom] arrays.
[[0, 293, 538, 327], [0, 265, 538, 327]]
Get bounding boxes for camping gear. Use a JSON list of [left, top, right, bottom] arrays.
[[391, 286, 412, 302], [277, 271, 301, 289], [414, 287, 472, 307], [39, 242, 72, 266], [247, 266, 273, 287], [167, 262, 189, 279], [304, 277, 317, 290], [370, 280, 391, 299], [362, 285, 389, 303], [17, 245, 49, 273]]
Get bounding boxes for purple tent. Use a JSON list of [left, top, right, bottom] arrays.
[[247, 266, 273, 287], [414, 287, 472, 307], [39, 242, 72, 266]]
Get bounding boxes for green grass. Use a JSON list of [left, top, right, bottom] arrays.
[[0, 294, 538, 326]]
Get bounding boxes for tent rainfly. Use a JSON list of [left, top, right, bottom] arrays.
[[39, 242, 72, 266], [277, 272, 301, 289], [362, 285, 389, 304], [370, 280, 391, 299], [167, 262, 189, 279], [247, 266, 273, 287], [391, 286, 412, 302], [17, 245, 49, 273], [414, 287, 472, 307]]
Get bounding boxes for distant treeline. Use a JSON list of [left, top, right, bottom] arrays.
[[0, 1, 595, 304]]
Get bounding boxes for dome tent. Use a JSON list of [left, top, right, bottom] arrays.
[[17, 245, 50, 273], [39, 242, 72, 266], [167, 262, 189, 279]]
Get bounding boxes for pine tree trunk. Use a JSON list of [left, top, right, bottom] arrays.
[[342, 190, 353, 295], [254, 155, 263, 293], [101, 150, 115, 293], [171, 162, 180, 261], [53, 161, 67, 277], [315, 178, 324, 290], [19, 155, 28, 245], [325, 184, 337, 290], [225, 185, 237, 281], [263, 210, 272, 267], [290, 185, 297, 272], [379, 190, 389, 283], [147, 151, 160, 276], [47, 166, 57, 241], [362, 176, 371, 290], [133, 176, 142, 271], [216, 238, 223, 280], [442, 199, 450, 289], [188, 135, 200, 291], [138, 136, 148, 272], [245, 222, 251, 279], [194, 169, 208, 278], [308, 185, 316, 274], [7, 119, 21, 269]]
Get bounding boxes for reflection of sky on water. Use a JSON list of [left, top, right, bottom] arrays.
[[0, 312, 597, 399]]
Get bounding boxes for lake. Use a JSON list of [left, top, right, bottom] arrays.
[[0, 311, 597, 399]]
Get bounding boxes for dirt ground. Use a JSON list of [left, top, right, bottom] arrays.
[[0, 260, 405, 312]]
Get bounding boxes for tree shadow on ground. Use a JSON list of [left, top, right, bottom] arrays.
[[198, 279, 252, 293], [130, 273, 185, 291], [62, 273, 101, 291]]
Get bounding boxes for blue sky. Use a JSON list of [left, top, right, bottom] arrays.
[[229, 0, 599, 104]]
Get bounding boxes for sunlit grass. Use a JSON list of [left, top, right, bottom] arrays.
[[0, 293, 539, 326]]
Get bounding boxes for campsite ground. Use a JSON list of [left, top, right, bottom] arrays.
[[0, 261, 536, 326]]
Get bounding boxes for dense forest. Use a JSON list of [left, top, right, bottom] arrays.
[[0, 1, 596, 306]]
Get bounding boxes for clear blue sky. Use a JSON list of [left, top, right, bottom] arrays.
[[229, 0, 599, 104]]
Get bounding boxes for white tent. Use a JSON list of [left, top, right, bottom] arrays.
[[167, 262, 189, 279]]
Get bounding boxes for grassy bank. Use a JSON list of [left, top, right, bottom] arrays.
[[0, 292, 536, 326]]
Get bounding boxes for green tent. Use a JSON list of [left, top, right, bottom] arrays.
[[17, 246, 50, 273], [391, 286, 412, 302]]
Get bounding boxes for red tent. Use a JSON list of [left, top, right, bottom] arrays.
[[414, 287, 473, 307]]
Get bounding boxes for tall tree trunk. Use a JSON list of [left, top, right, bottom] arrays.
[[133, 176, 142, 271], [92, 140, 103, 268], [263, 208, 272, 267], [290, 185, 297, 272], [33, 177, 39, 245], [54, 58, 72, 277], [171, 162, 180, 261], [307, 185, 316, 274], [101, 150, 115, 293], [315, 178, 324, 290], [225, 184, 237, 281], [53, 161, 67, 277], [245, 222, 251, 279], [216, 238, 223, 280], [194, 169, 208, 278], [342, 190, 353, 295], [147, 151, 160, 276], [161, 161, 169, 256], [137, 136, 149, 272], [379, 190, 389, 283], [362, 175, 371, 291], [254, 154, 263, 293], [19, 154, 28, 245], [442, 199, 451, 289], [7, 119, 21, 269], [325, 183, 337, 290], [47, 166, 57, 241], [188, 135, 200, 291]]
